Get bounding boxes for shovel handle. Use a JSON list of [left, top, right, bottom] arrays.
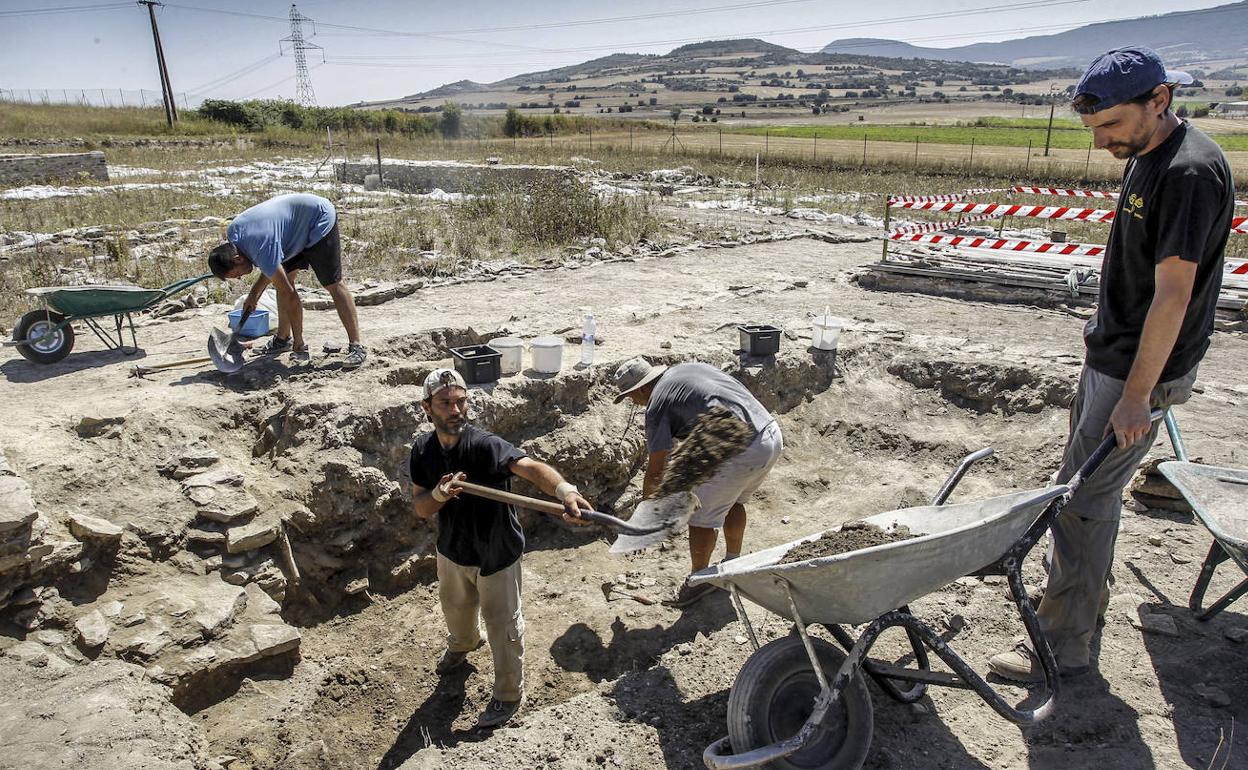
[[453, 480, 662, 535]]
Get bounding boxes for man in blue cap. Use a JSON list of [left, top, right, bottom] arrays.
[[989, 48, 1235, 682]]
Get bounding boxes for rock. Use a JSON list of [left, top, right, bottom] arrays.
[[75, 609, 110, 648], [225, 519, 278, 554], [75, 412, 127, 438], [99, 600, 123, 618], [1140, 613, 1180, 637], [186, 526, 226, 546], [1224, 627, 1248, 644], [1147, 535, 1164, 546], [193, 487, 259, 524], [68, 513, 124, 543], [1170, 552, 1192, 565], [6, 640, 50, 666], [0, 475, 38, 534], [250, 623, 301, 657], [29, 541, 84, 574], [182, 467, 244, 490], [1194, 683, 1231, 707], [159, 446, 220, 479], [191, 584, 247, 637], [34, 630, 65, 646]]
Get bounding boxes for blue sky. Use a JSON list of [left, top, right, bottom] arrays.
[[0, 0, 1228, 107]]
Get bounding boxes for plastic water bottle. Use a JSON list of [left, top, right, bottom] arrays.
[[580, 314, 596, 366]]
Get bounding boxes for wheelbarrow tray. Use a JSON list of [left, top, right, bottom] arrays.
[[27, 285, 171, 317], [1159, 461, 1248, 619], [691, 485, 1067, 625]]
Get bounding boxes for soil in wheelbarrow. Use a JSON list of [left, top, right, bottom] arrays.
[[778, 521, 916, 564]]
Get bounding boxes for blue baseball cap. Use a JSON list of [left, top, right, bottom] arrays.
[[1074, 47, 1193, 113]]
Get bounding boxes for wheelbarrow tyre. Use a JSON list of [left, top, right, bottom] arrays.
[[14, 309, 74, 364], [727, 635, 873, 770]]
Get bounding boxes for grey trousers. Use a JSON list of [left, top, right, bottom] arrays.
[[1035, 365, 1196, 668], [437, 553, 525, 701]]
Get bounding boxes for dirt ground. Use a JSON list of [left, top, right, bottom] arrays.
[[2, 189, 1247, 770]]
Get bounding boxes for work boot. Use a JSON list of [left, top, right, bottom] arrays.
[[663, 579, 716, 609], [289, 346, 311, 364], [435, 639, 483, 675], [987, 641, 1088, 684], [343, 342, 368, 369], [254, 335, 291, 356], [477, 697, 523, 729]]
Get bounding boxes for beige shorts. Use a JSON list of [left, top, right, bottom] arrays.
[[688, 421, 783, 528]]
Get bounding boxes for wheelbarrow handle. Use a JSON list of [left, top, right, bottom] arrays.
[[1067, 409, 1165, 496], [452, 480, 663, 535]]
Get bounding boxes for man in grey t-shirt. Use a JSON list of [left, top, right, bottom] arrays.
[[614, 358, 783, 608]]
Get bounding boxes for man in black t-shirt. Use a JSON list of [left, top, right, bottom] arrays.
[[409, 368, 590, 729], [990, 47, 1234, 684]]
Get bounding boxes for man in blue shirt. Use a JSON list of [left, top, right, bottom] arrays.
[[207, 193, 366, 368]]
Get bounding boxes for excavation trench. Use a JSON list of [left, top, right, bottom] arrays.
[[178, 331, 1080, 769]]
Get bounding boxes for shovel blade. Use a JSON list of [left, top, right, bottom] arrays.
[[609, 492, 699, 554], [207, 328, 246, 374]]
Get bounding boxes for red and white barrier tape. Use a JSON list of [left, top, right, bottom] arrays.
[[887, 211, 1004, 237], [888, 194, 967, 203], [1233, 216, 1247, 233], [887, 231, 1106, 256], [1013, 185, 1117, 199], [889, 199, 1118, 222]]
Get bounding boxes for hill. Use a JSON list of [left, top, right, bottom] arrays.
[[822, 1, 1248, 69]]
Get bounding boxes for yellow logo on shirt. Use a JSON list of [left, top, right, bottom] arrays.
[[1123, 193, 1146, 220]]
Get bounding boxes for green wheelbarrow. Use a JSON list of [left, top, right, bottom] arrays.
[[7, 274, 213, 364]]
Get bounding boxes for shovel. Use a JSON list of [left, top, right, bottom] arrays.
[[453, 480, 692, 538], [207, 307, 250, 374], [607, 492, 699, 553]]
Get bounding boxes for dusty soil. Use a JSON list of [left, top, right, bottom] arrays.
[[653, 406, 756, 499], [777, 522, 915, 565], [2, 176, 1248, 770]]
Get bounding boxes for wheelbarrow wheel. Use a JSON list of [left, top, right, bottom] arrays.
[[727, 634, 873, 770], [14, 309, 74, 364]]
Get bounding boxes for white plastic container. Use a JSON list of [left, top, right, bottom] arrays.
[[530, 336, 564, 374], [812, 314, 845, 351], [580, 314, 596, 366], [489, 337, 524, 375]]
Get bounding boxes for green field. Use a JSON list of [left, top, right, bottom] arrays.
[[732, 119, 1248, 152]]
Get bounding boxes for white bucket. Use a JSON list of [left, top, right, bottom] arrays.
[[489, 337, 524, 375], [812, 314, 845, 351], [530, 336, 564, 374]]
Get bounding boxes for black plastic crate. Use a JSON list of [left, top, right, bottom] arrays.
[[450, 345, 502, 385], [738, 324, 781, 356]]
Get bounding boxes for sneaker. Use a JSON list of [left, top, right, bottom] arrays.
[[254, 335, 292, 355], [662, 579, 716, 609], [289, 347, 311, 364], [987, 641, 1088, 684], [477, 697, 523, 729], [343, 342, 368, 369]]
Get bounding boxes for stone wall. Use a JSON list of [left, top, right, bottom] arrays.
[[0, 151, 109, 185], [334, 159, 571, 194]]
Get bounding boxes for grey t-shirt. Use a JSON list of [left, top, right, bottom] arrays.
[[644, 362, 773, 454]]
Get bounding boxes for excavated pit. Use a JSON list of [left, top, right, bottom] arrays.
[[1, 323, 1104, 770]]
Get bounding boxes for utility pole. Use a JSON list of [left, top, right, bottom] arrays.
[[281, 4, 323, 107], [138, 1, 177, 126], [1043, 82, 1058, 157]]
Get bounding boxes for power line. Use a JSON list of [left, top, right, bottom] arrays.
[[0, 2, 130, 17], [186, 52, 283, 96]]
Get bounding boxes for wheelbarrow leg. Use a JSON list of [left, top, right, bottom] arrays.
[[1189, 540, 1248, 621], [827, 608, 930, 704]]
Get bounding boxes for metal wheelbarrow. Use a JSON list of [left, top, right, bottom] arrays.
[[1158, 461, 1248, 620], [693, 431, 1125, 770], [7, 273, 212, 364]]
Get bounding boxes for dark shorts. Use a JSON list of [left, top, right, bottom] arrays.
[[282, 222, 341, 286]]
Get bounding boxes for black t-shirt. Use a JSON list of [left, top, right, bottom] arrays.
[[409, 426, 526, 576], [1084, 122, 1234, 382]]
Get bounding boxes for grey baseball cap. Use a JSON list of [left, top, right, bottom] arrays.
[[613, 357, 667, 403], [423, 367, 467, 400]]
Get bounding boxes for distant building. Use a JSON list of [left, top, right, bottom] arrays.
[[1215, 101, 1248, 117]]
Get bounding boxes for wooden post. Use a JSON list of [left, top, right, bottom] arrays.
[[765, 130, 769, 159], [862, 133, 867, 166], [1084, 141, 1093, 179], [913, 137, 919, 167], [1025, 139, 1031, 174], [969, 136, 975, 167], [813, 133, 817, 161], [375, 138, 382, 181], [882, 197, 891, 260], [718, 128, 722, 156]]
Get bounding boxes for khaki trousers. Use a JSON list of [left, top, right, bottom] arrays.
[[1034, 365, 1195, 668], [436, 553, 524, 701]]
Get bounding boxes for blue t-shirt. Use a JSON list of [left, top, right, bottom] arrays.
[[227, 193, 336, 278]]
